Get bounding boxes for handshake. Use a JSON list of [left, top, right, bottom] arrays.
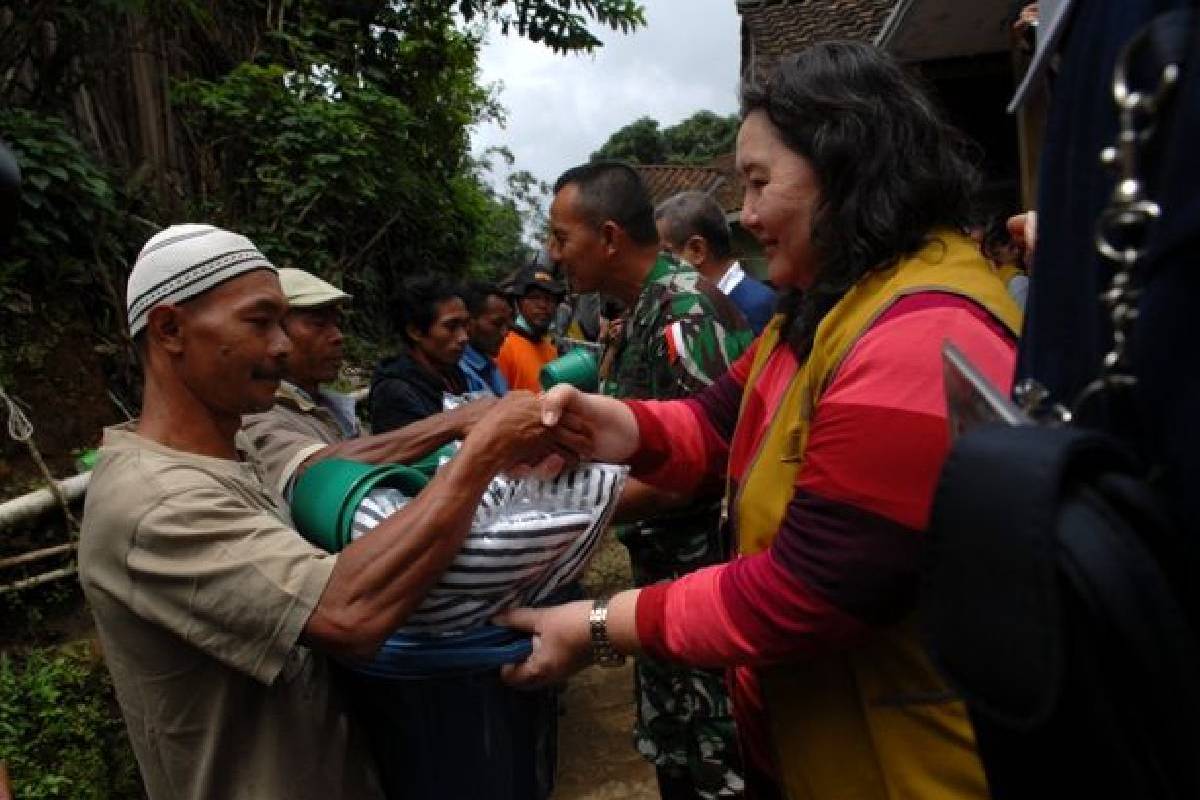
[[457, 385, 638, 480]]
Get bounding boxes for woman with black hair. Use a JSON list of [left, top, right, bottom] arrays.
[[499, 42, 1022, 800]]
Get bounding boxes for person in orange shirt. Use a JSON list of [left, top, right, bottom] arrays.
[[496, 262, 565, 391]]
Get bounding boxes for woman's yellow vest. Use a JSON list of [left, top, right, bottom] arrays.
[[732, 232, 1022, 799]]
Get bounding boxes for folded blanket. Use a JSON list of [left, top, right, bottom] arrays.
[[351, 462, 627, 633]]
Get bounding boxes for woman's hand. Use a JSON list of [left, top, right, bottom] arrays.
[[540, 384, 640, 464], [495, 601, 595, 689], [1006, 210, 1038, 271], [497, 589, 642, 688]]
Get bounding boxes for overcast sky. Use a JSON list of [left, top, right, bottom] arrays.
[[471, 0, 742, 192]]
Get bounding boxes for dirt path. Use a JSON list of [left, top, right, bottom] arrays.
[[554, 529, 658, 800], [555, 662, 657, 799]]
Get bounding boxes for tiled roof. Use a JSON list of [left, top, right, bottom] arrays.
[[703, 154, 745, 212], [636, 162, 744, 215], [738, 0, 897, 80]]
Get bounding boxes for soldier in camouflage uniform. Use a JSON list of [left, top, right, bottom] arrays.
[[548, 161, 752, 800]]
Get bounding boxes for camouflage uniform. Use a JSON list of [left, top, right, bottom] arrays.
[[601, 255, 751, 799]]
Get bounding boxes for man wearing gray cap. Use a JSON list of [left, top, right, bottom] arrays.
[[240, 268, 356, 492], [241, 268, 495, 497], [78, 224, 587, 800]]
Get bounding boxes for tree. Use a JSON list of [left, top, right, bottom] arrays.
[[459, 0, 646, 53], [0, 0, 646, 464], [0, 0, 646, 348], [662, 111, 740, 164], [591, 110, 739, 164], [590, 116, 667, 164], [469, 148, 550, 276]]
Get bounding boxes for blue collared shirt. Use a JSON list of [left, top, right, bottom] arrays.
[[459, 344, 509, 397]]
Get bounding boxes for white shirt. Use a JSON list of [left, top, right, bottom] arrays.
[[716, 261, 746, 295]]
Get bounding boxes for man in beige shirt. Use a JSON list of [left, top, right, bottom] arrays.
[[241, 268, 491, 495], [79, 224, 589, 800], [241, 267, 357, 490]]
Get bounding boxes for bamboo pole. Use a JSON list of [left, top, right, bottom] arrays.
[[0, 389, 368, 533], [0, 542, 76, 570], [0, 388, 376, 593], [0, 472, 90, 532], [0, 566, 77, 596]]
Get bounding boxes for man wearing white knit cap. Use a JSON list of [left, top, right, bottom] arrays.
[[125, 223, 278, 338], [79, 224, 592, 800]]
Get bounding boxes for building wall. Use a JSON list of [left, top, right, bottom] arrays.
[[915, 53, 1021, 218]]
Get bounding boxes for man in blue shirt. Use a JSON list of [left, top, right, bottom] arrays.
[[655, 190, 776, 335], [459, 281, 513, 396]]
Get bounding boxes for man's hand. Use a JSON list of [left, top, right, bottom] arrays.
[[496, 601, 595, 689], [447, 394, 499, 438], [294, 395, 501, 479], [465, 391, 592, 474]]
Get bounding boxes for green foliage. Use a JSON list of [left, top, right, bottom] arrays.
[[167, 2, 568, 337], [459, 0, 646, 53], [0, 0, 644, 351], [467, 148, 547, 274], [0, 111, 124, 286], [172, 63, 422, 272], [662, 111, 740, 164], [503, 168, 551, 247], [168, 0, 573, 330], [466, 184, 528, 276], [0, 110, 132, 385], [592, 110, 740, 164], [0, 643, 141, 799], [173, 58, 472, 336], [591, 116, 667, 164]]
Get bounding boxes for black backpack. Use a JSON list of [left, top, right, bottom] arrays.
[[923, 4, 1200, 797], [925, 424, 1200, 798]]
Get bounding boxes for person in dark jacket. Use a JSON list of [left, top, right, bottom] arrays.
[[370, 275, 470, 434]]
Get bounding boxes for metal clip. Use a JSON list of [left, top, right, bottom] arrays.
[[1014, 378, 1073, 425], [1076, 26, 1181, 414]]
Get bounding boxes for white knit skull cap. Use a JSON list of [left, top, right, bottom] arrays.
[[126, 223, 276, 337]]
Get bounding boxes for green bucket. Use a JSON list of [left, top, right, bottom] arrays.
[[539, 348, 599, 392], [291, 458, 428, 553]]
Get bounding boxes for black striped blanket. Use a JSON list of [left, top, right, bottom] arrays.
[[350, 463, 627, 633]]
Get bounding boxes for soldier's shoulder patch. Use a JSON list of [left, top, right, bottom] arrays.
[[663, 320, 687, 364]]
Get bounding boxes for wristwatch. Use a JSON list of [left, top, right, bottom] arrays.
[[588, 594, 627, 667]]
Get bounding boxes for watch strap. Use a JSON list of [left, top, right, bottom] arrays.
[[588, 594, 626, 667]]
